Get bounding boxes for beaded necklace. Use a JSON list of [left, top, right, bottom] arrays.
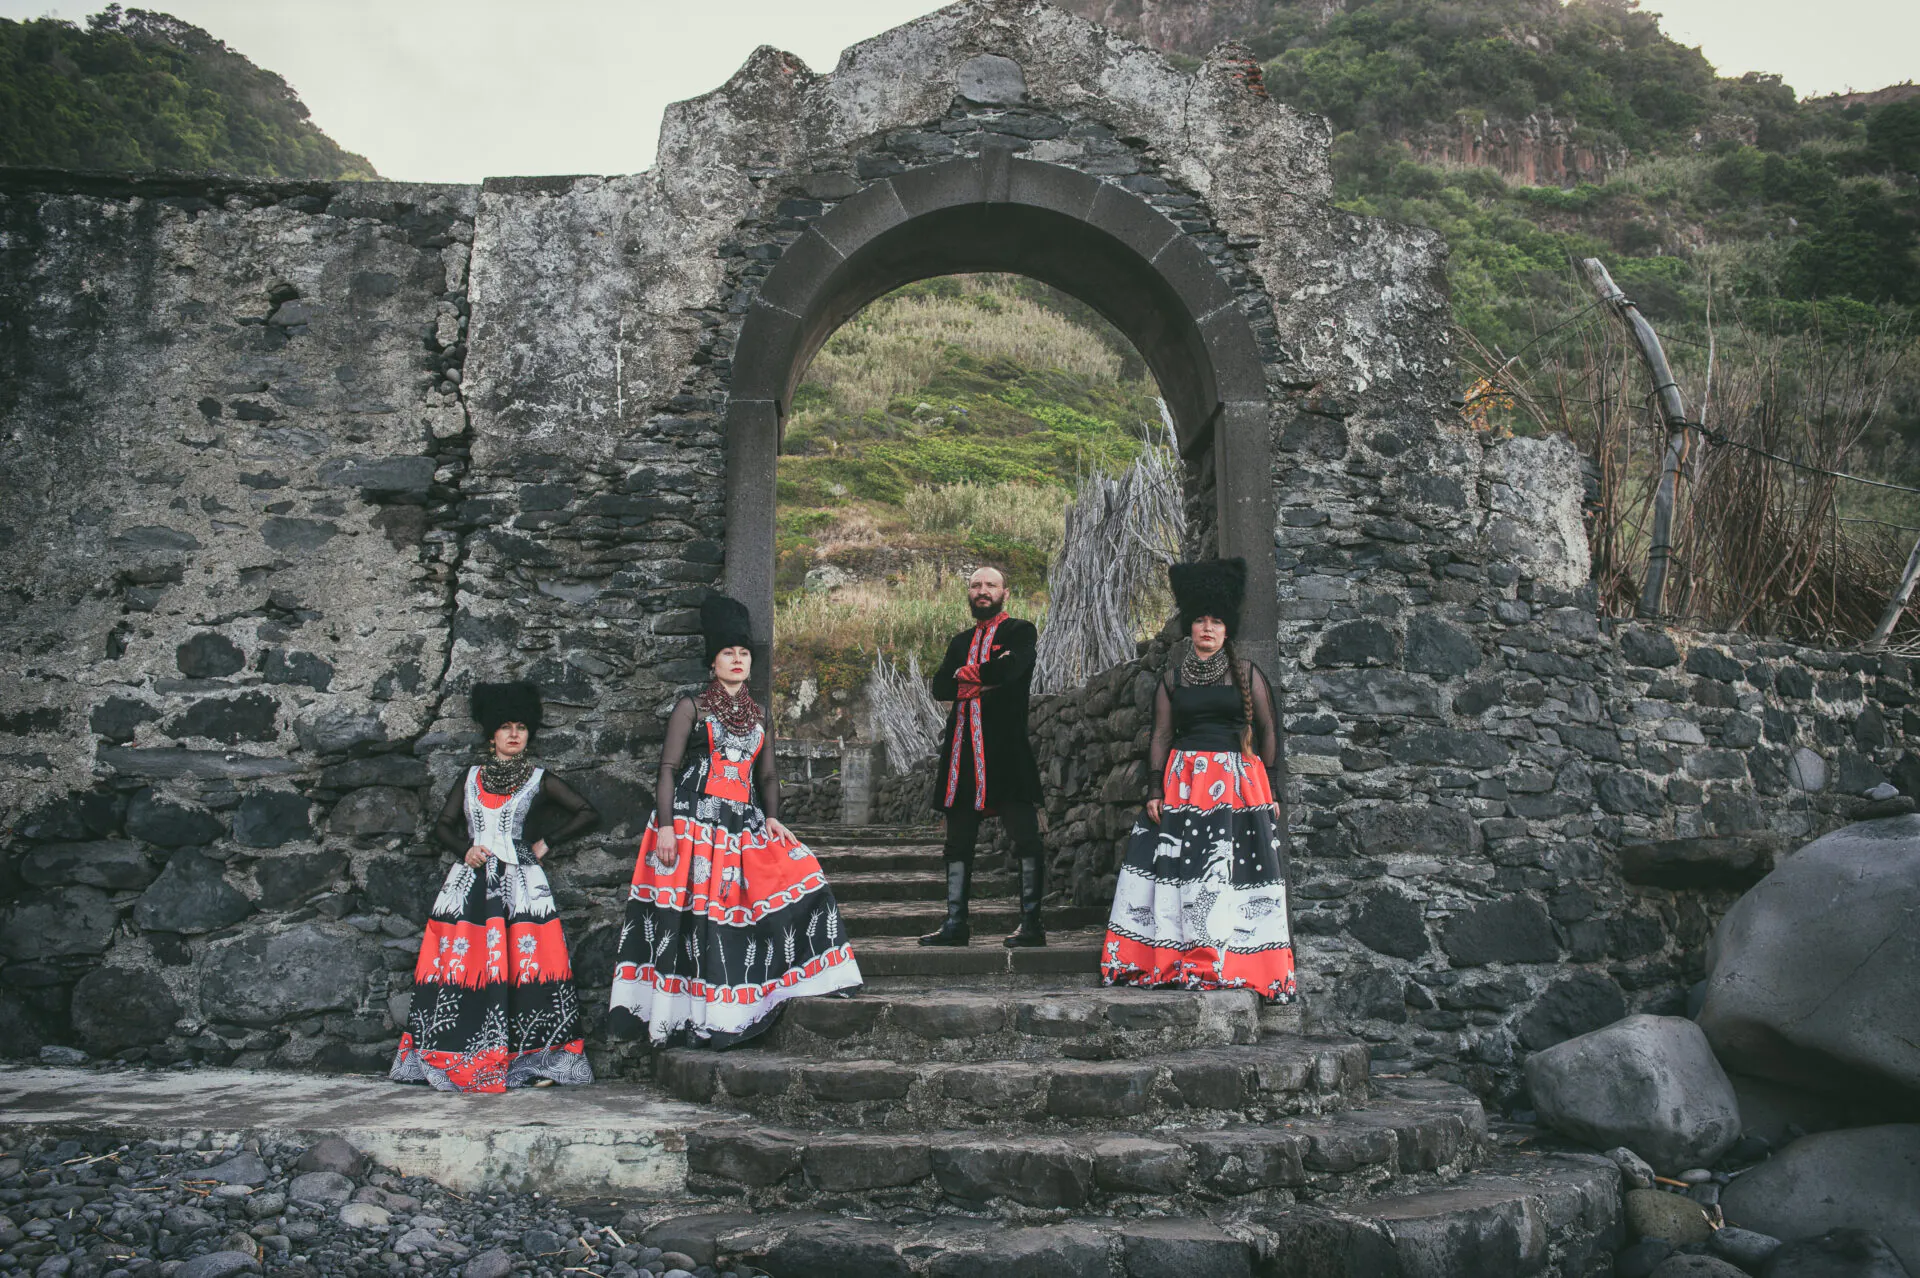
[[698, 679, 762, 735], [1181, 640, 1230, 687], [479, 752, 536, 795]]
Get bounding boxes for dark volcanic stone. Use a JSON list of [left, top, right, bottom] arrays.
[[925, 1224, 1110, 1278], [763, 1219, 912, 1278], [1405, 616, 1481, 677], [20, 839, 156, 890], [318, 754, 432, 790], [329, 785, 420, 836], [1685, 647, 1745, 682], [1516, 971, 1628, 1051], [1440, 896, 1558, 965], [1599, 772, 1666, 816], [1756, 1229, 1912, 1278], [1390, 727, 1508, 769], [1120, 1220, 1253, 1278], [0, 886, 120, 959], [126, 790, 224, 847], [1621, 835, 1779, 889], [166, 692, 279, 744], [1314, 620, 1398, 668], [232, 790, 313, 847], [364, 856, 444, 923], [133, 850, 252, 934], [1348, 885, 1429, 959], [176, 631, 246, 678], [1621, 628, 1681, 668], [199, 923, 380, 1027], [90, 695, 158, 743], [685, 1128, 802, 1186], [255, 849, 347, 908], [931, 1137, 1093, 1207], [258, 648, 335, 690], [1350, 803, 1476, 858], [71, 966, 182, 1052]]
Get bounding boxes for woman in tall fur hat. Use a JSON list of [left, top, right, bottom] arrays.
[[608, 593, 863, 1049], [1099, 557, 1295, 1001], [391, 680, 599, 1092]]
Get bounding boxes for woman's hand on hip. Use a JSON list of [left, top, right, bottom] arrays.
[[766, 816, 795, 845], [530, 839, 550, 862]]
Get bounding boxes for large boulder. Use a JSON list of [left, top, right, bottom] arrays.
[[198, 924, 380, 1028], [0, 887, 120, 959], [133, 850, 252, 934], [1722, 1126, 1920, 1273], [1699, 816, 1920, 1101], [1757, 1230, 1915, 1278], [1524, 1014, 1742, 1174], [70, 966, 181, 1053]]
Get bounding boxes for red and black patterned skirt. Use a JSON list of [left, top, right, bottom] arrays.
[[1100, 749, 1296, 1001], [389, 858, 591, 1092]]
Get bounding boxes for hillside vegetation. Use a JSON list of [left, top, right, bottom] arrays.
[[0, 5, 376, 179], [772, 275, 1164, 739]]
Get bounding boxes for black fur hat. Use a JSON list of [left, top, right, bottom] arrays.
[[1170, 557, 1247, 639], [470, 681, 543, 736], [701, 593, 754, 665]]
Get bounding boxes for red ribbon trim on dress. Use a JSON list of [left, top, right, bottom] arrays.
[[943, 612, 1006, 811]]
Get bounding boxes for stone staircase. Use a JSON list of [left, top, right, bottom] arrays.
[[629, 827, 1625, 1277]]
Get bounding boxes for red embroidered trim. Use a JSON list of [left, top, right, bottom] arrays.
[[943, 613, 1006, 810]]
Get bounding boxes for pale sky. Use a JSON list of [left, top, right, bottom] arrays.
[[3, 1, 1915, 184]]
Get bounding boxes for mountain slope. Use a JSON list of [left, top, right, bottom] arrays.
[[0, 5, 376, 179]]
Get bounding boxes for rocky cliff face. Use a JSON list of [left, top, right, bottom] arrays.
[[1408, 111, 1627, 186]]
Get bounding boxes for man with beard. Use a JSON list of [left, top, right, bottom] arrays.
[[921, 566, 1048, 948]]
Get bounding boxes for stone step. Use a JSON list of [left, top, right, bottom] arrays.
[[789, 825, 941, 847], [852, 929, 1107, 978], [658, 1034, 1370, 1129], [641, 1150, 1617, 1277], [759, 982, 1265, 1061], [813, 844, 954, 873], [681, 1078, 1488, 1214], [841, 898, 1108, 937], [828, 869, 1015, 902]]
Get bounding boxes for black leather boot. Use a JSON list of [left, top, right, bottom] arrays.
[[918, 860, 971, 946], [1003, 857, 1047, 948]]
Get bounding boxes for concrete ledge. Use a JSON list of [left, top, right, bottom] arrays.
[[0, 1066, 712, 1197]]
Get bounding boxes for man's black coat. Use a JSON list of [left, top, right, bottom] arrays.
[[929, 613, 1044, 811]]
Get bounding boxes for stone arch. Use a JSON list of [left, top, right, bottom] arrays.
[[722, 147, 1280, 688]]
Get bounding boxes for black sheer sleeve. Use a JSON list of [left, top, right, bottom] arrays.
[[1146, 672, 1175, 801], [657, 698, 697, 829], [755, 708, 780, 821], [1247, 663, 1282, 800], [434, 775, 468, 854], [535, 772, 598, 847]]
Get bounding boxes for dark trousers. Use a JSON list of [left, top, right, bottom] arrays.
[[943, 801, 1043, 865]]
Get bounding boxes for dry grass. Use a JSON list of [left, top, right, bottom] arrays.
[[903, 481, 1073, 556], [775, 560, 1050, 668], [801, 280, 1126, 417]]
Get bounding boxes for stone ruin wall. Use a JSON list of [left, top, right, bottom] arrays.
[[1, 0, 1911, 1103]]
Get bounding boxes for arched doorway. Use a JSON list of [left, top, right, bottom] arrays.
[[723, 147, 1279, 694]]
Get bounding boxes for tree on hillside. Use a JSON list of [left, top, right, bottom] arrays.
[[0, 4, 376, 179]]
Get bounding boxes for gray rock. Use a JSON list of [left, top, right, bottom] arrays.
[[255, 849, 347, 909], [125, 791, 224, 847], [164, 1204, 220, 1233], [1625, 1188, 1713, 1245], [1525, 1015, 1741, 1174], [199, 924, 380, 1027], [339, 1201, 390, 1228], [133, 849, 251, 934], [245, 1191, 286, 1220], [1700, 816, 1920, 1100], [296, 708, 387, 755], [164, 692, 279, 745], [1619, 1239, 1676, 1278], [1622, 835, 1780, 890], [38, 1044, 87, 1065], [523, 1228, 564, 1256], [1441, 896, 1558, 965], [1608, 1146, 1657, 1190], [175, 1253, 260, 1278], [1722, 1126, 1920, 1273], [231, 792, 312, 848], [1757, 1229, 1914, 1278], [0, 887, 119, 959], [956, 53, 1027, 105], [394, 1226, 440, 1254], [19, 840, 156, 890], [464, 1249, 513, 1278], [176, 632, 245, 678], [288, 1170, 354, 1206], [1650, 1257, 1747, 1278], [329, 786, 419, 836], [200, 1152, 270, 1186], [294, 1136, 366, 1177], [1711, 1227, 1783, 1268]]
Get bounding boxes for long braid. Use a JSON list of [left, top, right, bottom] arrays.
[[1224, 638, 1256, 757]]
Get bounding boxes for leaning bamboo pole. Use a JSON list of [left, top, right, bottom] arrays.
[[1583, 258, 1692, 620]]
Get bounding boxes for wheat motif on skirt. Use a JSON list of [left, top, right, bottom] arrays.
[[1100, 748, 1296, 1001], [389, 857, 591, 1092], [608, 744, 861, 1048]]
